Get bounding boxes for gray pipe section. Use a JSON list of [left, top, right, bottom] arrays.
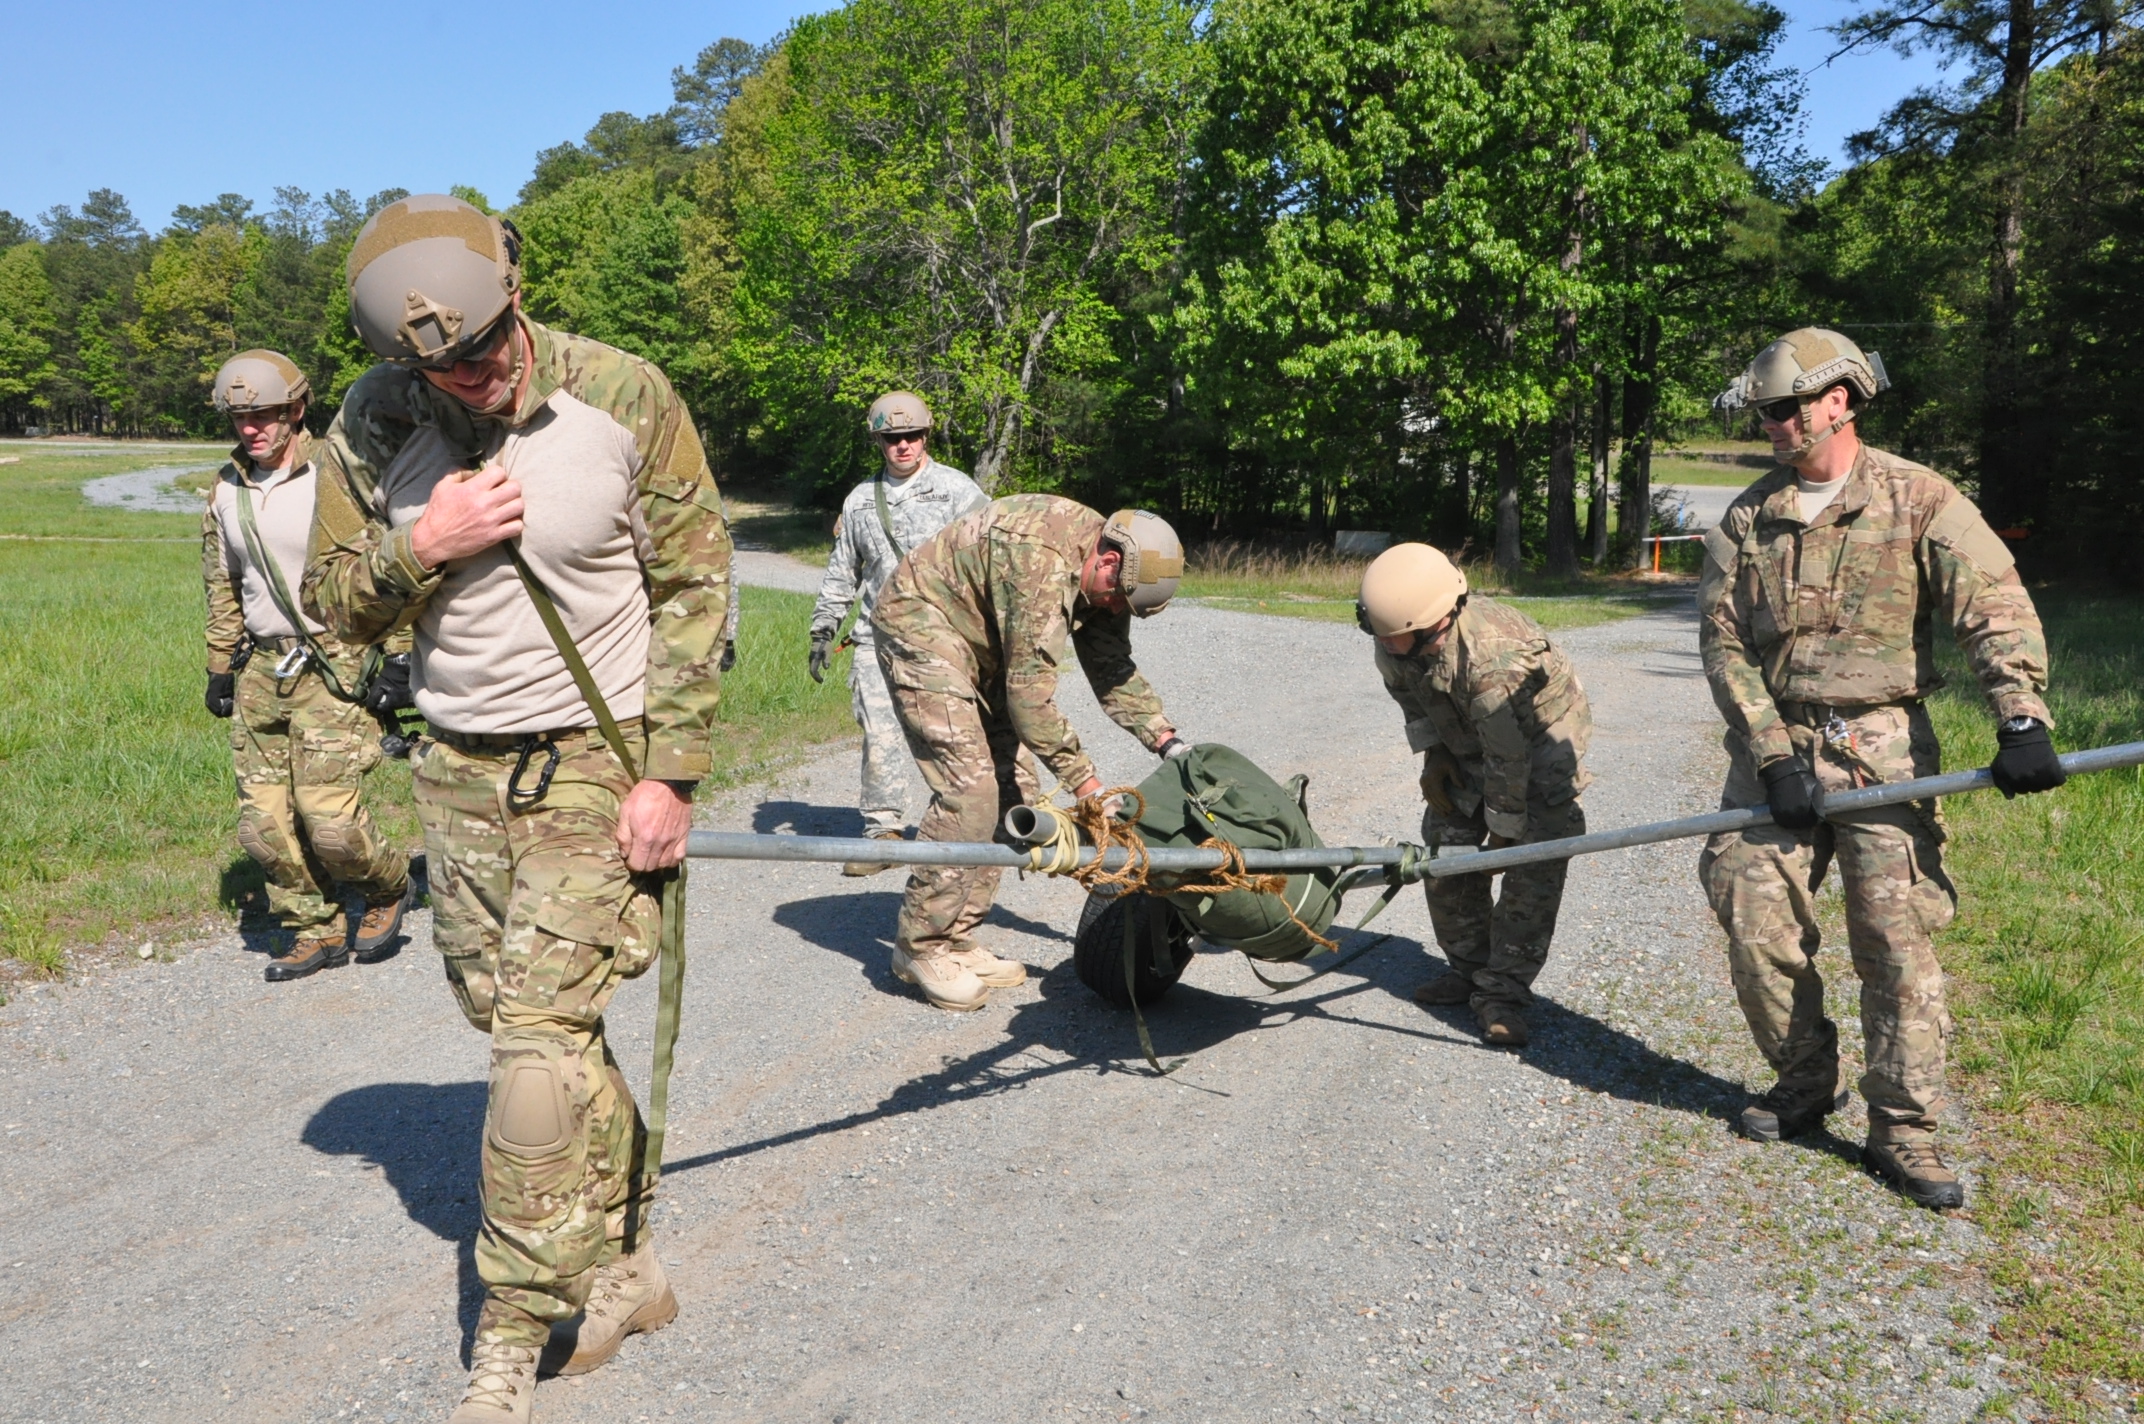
[[685, 740, 2144, 881]]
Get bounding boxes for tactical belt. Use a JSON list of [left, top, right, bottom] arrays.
[[1777, 697, 1919, 727], [250, 633, 306, 655], [429, 717, 646, 754]]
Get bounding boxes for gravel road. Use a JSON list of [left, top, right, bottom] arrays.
[[0, 581, 2023, 1423]]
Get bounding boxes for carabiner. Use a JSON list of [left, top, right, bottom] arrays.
[[507, 738, 562, 811], [273, 644, 312, 680]]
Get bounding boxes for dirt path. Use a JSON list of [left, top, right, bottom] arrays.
[[0, 601, 2018, 1424]]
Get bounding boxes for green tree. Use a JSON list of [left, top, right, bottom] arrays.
[[0, 242, 58, 428], [722, 0, 1200, 491], [37, 190, 149, 433]]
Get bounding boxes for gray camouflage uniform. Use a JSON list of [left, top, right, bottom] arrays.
[[811, 460, 986, 833]]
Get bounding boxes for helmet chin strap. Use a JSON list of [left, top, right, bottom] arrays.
[[1782, 400, 1856, 461], [471, 319, 529, 419]]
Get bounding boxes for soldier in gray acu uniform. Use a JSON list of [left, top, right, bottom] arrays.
[[808, 392, 986, 872], [1703, 328, 2066, 1210]]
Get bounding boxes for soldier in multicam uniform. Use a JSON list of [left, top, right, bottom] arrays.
[[871, 495, 1190, 1011], [300, 195, 731, 1423], [1702, 328, 2066, 1210], [807, 391, 985, 874], [202, 349, 413, 982], [1358, 543, 1592, 1050]]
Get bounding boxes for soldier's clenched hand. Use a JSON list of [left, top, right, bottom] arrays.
[[411, 465, 525, 568], [807, 631, 832, 684], [1759, 756, 1823, 832], [1990, 716, 2066, 798], [1419, 748, 1461, 815], [205, 670, 235, 719], [616, 778, 693, 872]]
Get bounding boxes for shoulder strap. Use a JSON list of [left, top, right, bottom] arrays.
[[234, 482, 373, 702], [504, 544, 641, 781], [873, 470, 904, 557]]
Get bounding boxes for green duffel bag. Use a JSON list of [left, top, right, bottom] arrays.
[[1070, 744, 1344, 1010]]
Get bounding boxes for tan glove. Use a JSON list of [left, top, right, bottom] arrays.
[[1419, 748, 1461, 816]]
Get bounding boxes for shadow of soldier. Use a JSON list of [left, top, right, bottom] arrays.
[[768, 890, 1075, 1000], [751, 799, 868, 836], [302, 1081, 487, 1355]]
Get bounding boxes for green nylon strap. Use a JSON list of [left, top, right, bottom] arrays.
[[1122, 896, 1186, 1077], [232, 482, 377, 703], [1245, 845, 1419, 994], [873, 470, 903, 556], [504, 542, 689, 1185]]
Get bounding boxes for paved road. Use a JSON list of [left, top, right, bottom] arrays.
[[0, 600, 2014, 1424], [1655, 484, 1742, 532]]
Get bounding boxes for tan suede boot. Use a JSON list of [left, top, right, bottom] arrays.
[[1863, 1138, 1966, 1210], [1477, 1002, 1529, 1049], [949, 944, 1027, 988], [1411, 972, 1473, 1006], [842, 830, 904, 877], [447, 1339, 539, 1424], [552, 1243, 678, 1376], [891, 945, 990, 1011]]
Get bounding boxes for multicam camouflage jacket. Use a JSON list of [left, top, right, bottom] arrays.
[[300, 317, 732, 782], [1373, 597, 1592, 840], [871, 493, 1173, 792], [1698, 443, 2051, 768], [811, 459, 987, 646]]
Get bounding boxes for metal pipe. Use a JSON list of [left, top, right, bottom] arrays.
[[685, 740, 2144, 881]]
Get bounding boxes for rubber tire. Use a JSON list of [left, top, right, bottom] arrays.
[[1074, 891, 1195, 1009]]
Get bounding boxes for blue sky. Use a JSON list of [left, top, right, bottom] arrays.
[[4, 1, 1950, 234]]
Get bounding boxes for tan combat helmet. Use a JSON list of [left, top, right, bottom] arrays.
[[1357, 542, 1468, 639], [1715, 327, 1891, 459], [345, 194, 522, 365], [211, 349, 311, 413], [1100, 508, 1184, 617], [865, 390, 933, 436]]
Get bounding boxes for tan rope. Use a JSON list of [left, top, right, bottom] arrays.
[[1041, 790, 1339, 956]]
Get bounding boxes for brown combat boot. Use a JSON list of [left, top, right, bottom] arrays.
[[949, 944, 1027, 988], [446, 1338, 539, 1423], [842, 829, 904, 877], [549, 1243, 678, 1377], [890, 944, 990, 1011], [1412, 972, 1474, 1007], [1863, 1138, 1966, 1211], [352, 879, 415, 963], [264, 930, 348, 983], [1738, 1084, 1838, 1142], [1477, 1002, 1529, 1049]]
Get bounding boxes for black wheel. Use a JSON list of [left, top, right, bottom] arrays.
[[1074, 891, 1195, 1008]]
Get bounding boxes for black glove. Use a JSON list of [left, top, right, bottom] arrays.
[[1760, 756, 1823, 833], [363, 653, 413, 715], [1990, 717, 2066, 798], [807, 632, 832, 684], [719, 640, 737, 673], [205, 670, 235, 719]]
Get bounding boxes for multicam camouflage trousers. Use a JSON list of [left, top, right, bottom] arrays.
[[412, 726, 665, 1349], [1422, 787, 1584, 1010], [1698, 702, 1957, 1144], [886, 683, 1039, 960], [850, 637, 910, 836], [231, 648, 406, 933]]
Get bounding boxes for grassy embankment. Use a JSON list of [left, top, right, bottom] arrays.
[[0, 452, 855, 977], [1915, 590, 2144, 1411]]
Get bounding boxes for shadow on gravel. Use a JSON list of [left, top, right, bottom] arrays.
[[1407, 990, 1751, 1124], [303, 1082, 487, 1352], [663, 928, 1467, 1179], [752, 800, 869, 837]]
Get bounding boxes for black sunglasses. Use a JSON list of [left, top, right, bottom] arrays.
[[1756, 397, 1802, 424]]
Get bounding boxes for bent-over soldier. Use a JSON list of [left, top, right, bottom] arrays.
[[1702, 327, 2065, 1210], [302, 195, 731, 1423], [1359, 542, 1591, 1049], [203, 349, 412, 982], [808, 391, 985, 873], [871, 495, 1189, 1011]]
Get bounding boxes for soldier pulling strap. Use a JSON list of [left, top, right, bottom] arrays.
[[504, 543, 690, 1190], [232, 483, 379, 703]]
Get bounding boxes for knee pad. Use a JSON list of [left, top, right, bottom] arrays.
[[491, 1055, 573, 1159], [236, 803, 298, 875]]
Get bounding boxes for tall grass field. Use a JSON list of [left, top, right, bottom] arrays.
[[0, 449, 855, 976]]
